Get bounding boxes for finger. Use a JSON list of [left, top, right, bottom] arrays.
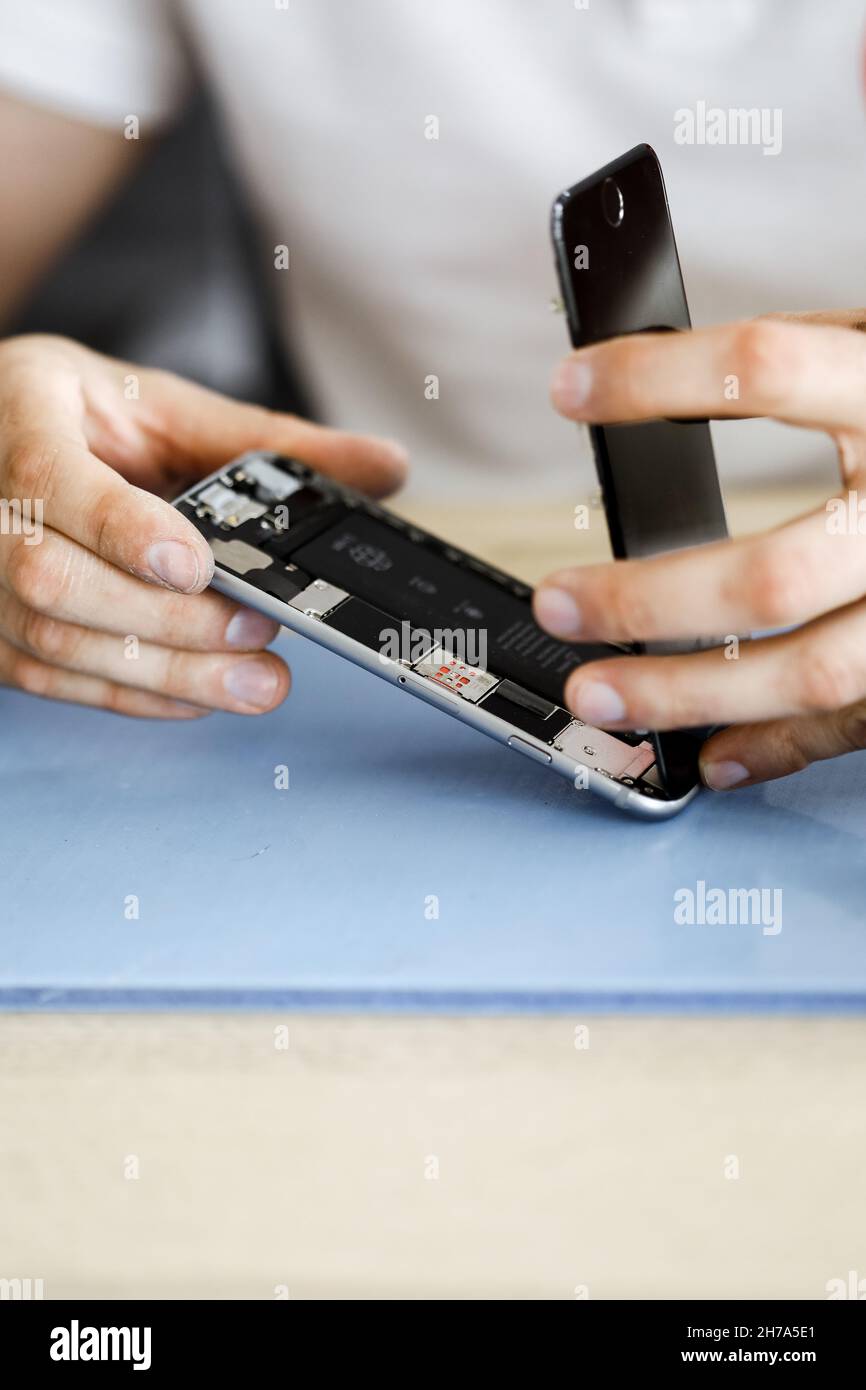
[[138, 368, 409, 496], [0, 359, 216, 587], [533, 502, 866, 644], [1, 424, 216, 594], [0, 528, 281, 652], [549, 317, 866, 433], [0, 634, 212, 720], [0, 589, 290, 714], [699, 703, 866, 790], [560, 600, 866, 732]]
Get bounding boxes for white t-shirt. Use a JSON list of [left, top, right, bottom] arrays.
[[0, 0, 863, 503]]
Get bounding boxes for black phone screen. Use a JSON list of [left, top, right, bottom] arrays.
[[552, 146, 727, 797], [551, 145, 727, 560]]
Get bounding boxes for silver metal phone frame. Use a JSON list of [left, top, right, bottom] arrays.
[[175, 469, 699, 820]]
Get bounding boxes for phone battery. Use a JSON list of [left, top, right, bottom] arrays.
[[291, 513, 601, 703]]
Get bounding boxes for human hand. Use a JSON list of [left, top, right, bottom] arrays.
[[534, 310, 866, 791], [0, 335, 406, 718]]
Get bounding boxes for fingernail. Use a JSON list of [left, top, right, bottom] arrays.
[[225, 607, 280, 648], [534, 586, 582, 638], [701, 759, 750, 791], [146, 540, 203, 593], [551, 358, 593, 414], [571, 679, 626, 725], [223, 658, 280, 709]]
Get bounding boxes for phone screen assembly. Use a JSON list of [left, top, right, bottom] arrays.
[[551, 143, 729, 799], [175, 451, 698, 817]]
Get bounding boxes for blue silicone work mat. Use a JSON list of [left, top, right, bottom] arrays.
[[1, 632, 864, 1012]]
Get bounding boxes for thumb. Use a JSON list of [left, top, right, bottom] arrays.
[[141, 368, 409, 497], [699, 702, 866, 790]]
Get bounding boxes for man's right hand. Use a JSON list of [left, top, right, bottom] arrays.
[[0, 335, 408, 718]]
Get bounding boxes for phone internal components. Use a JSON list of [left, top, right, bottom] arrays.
[[289, 579, 350, 620], [554, 721, 655, 780], [413, 645, 499, 703], [197, 481, 268, 527]]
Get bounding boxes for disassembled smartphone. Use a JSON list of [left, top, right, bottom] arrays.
[[174, 451, 697, 817], [174, 146, 722, 818]]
